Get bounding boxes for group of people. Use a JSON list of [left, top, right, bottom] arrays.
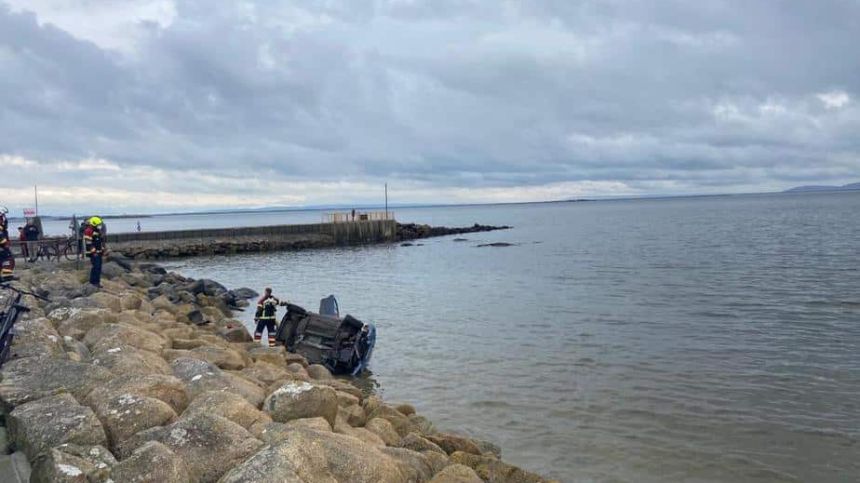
[[0, 212, 42, 282]]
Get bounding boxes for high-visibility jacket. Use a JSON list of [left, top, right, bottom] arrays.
[[83, 225, 104, 256], [255, 295, 280, 320]]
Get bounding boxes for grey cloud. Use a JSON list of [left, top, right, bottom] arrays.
[[1, 0, 859, 209]]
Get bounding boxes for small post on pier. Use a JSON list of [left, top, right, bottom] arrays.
[[384, 183, 388, 220]]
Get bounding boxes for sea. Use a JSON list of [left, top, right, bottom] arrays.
[[43, 192, 860, 482]]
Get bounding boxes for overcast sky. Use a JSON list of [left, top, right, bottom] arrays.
[[1, 0, 858, 214]]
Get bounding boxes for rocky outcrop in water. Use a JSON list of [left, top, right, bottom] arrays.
[[396, 223, 511, 241], [0, 261, 553, 482]]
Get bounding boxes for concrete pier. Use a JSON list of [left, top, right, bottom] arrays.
[[106, 220, 398, 259]]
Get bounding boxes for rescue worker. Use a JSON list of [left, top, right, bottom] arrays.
[[83, 216, 105, 287], [0, 210, 14, 281], [254, 287, 282, 347]]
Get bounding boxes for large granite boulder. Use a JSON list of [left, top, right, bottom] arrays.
[[170, 357, 265, 407], [183, 390, 271, 431], [450, 451, 548, 483], [87, 391, 178, 452], [90, 344, 172, 376], [427, 434, 483, 456], [85, 373, 190, 414], [30, 444, 115, 483], [110, 441, 191, 483], [241, 361, 290, 387], [218, 428, 406, 483], [187, 345, 247, 370], [0, 357, 113, 410], [117, 413, 262, 482], [7, 393, 107, 460], [306, 364, 332, 380], [7, 317, 66, 360], [400, 432, 446, 454], [429, 464, 483, 483], [54, 308, 117, 340], [365, 417, 401, 446], [381, 447, 440, 482], [84, 323, 169, 354], [263, 381, 338, 427]]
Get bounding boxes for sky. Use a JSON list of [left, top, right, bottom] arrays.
[[1, 0, 858, 215]]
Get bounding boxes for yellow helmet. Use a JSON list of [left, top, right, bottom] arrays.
[[88, 216, 103, 226]]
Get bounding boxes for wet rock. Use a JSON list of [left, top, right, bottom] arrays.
[[408, 414, 437, 435], [427, 434, 483, 456], [367, 404, 413, 437], [429, 464, 483, 483], [7, 393, 107, 460], [450, 451, 548, 483], [184, 278, 228, 297], [399, 432, 446, 454], [184, 390, 271, 431], [118, 413, 262, 482], [0, 357, 113, 410], [365, 418, 401, 446], [218, 428, 406, 483], [476, 242, 516, 248], [110, 441, 191, 483], [264, 381, 338, 427], [474, 438, 502, 458], [230, 287, 259, 299]]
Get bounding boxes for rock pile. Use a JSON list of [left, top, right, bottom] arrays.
[[0, 261, 552, 482], [396, 223, 511, 241]]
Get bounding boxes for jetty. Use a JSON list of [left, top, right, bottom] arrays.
[[103, 213, 510, 259], [0, 260, 551, 482]]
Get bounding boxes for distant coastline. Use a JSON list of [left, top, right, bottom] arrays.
[[783, 182, 860, 193]]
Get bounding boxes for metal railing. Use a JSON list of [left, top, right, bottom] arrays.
[[324, 211, 394, 223]]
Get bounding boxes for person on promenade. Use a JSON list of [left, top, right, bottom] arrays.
[[17, 227, 28, 260], [83, 217, 106, 287], [254, 287, 283, 347], [0, 211, 14, 281], [24, 220, 39, 262]]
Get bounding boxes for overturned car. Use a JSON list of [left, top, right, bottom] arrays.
[[274, 296, 376, 376]]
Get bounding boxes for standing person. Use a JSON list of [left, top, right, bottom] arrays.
[[17, 227, 27, 260], [0, 211, 14, 281], [136, 220, 141, 232], [254, 288, 281, 347], [83, 217, 105, 288], [24, 220, 39, 262]]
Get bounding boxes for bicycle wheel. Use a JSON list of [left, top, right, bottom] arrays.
[[62, 243, 77, 261]]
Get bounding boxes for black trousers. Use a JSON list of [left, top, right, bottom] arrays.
[[254, 318, 277, 346], [89, 254, 102, 286]]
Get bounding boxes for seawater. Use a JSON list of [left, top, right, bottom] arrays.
[[159, 192, 859, 482]]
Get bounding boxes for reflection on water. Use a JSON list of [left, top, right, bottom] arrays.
[[166, 192, 860, 482]]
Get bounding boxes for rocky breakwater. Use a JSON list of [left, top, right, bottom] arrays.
[[0, 260, 553, 482], [112, 233, 334, 260], [396, 223, 511, 241]]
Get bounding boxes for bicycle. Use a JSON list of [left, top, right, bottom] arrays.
[[0, 283, 49, 367]]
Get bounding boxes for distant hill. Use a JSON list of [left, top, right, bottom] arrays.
[[784, 182, 860, 193]]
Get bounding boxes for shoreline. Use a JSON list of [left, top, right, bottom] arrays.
[[0, 259, 551, 482]]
